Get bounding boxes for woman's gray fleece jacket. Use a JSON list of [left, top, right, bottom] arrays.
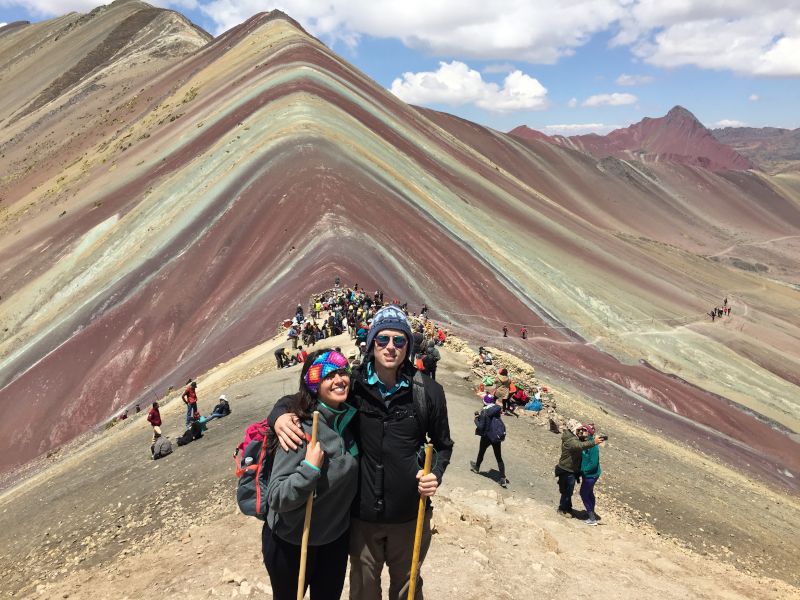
[[266, 400, 359, 545]]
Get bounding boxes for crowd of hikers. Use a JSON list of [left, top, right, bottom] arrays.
[[228, 282, 609, 599], [143, 382, 232, 460], [708, 296, 732, 322]]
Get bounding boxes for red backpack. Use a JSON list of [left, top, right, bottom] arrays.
[[234, 419, 273, 519]]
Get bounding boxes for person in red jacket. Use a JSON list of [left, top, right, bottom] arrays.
[[147, 401, 162, 441], [182, 381, 198, 427]]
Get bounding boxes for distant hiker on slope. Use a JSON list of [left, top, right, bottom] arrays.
[[271, 305, 454, 600], [520, 326, 527, 339], [579, 423, 605, 526], [182, 380, 198, 427], [151, 427, 173, 460], [502, 325, 508, 337], [147, 401, 161, 440], [555, 420, 605, 517], [263, 349, 358, 600], [470, 396, 509, 488]]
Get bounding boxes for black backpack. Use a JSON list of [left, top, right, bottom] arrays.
[[411, 370, 433, 442]]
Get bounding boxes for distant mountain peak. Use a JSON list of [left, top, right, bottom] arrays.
[[510, 106, 753, 171], [666, 105, 699, 121]]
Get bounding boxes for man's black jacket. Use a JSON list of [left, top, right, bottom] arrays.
[[267, 360, 453, 524]]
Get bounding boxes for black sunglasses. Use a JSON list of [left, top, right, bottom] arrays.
[[374, 334, 408, 349]]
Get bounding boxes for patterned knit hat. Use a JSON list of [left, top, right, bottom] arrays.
[[366, 305, 414, 358], [303, 350, 351, 395]]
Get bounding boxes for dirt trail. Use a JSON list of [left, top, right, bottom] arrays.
[[1, 334, 798, 599]]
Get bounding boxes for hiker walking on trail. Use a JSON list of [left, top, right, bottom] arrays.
[[579, 423, 604, 526], [470, 398, 508, 488], [555, 420, 605, 517], [270, 305, 454, 600], [182, 380, 198, 427], [502, 325, 508, 337], [520, 326, 527, 339], [147, 401, 161, 440], [263, 349, 358, 600]]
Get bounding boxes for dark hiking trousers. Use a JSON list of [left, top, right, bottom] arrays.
[[557, 471, 577, 512], [262, 523, 349, 600], [475, 436, 505, 478], [349, 510, 432, 600], [580, 476, 598, 514]]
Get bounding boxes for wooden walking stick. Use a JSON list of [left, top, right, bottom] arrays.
[[297, 410, 320, 600], [408, 443, 433, 600]]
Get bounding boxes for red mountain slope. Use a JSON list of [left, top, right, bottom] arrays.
[[511, 106, 754, 172]]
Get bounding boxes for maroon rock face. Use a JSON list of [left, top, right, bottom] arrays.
[[511, 106, 754, 172]]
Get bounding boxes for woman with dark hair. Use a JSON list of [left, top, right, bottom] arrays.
[[263, 348, 359, 600]]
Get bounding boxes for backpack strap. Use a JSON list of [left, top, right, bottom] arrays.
[[412, 370, 431, 442]]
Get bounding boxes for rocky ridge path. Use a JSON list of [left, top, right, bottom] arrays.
[[1, 331, 798, 599]]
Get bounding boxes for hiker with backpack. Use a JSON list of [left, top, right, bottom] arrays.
[[555, 420, 606, 517], [270, 305, 454, 600], [263, 349, 358, 600], [182, 380, 199, 427], [470, 396, 508, 487]]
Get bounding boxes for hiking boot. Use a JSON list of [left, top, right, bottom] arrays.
[[499, 477, 509, 488], [469, 461, 480, 473], [557, 509, 572, 518], [585, 518, 598, 526]]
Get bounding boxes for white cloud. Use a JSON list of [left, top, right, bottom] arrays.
[[0, 0, 99, 16], [617, 3, 800, 77], [390, 61, 548, 112], [542, 123, 622, 136], [197, 1, 626, 61], [616, 73, 654, 86], [0, 22, 6, 27], [714, 119, 747, 128], [582, 92, 637, 107], [482, 63, 516, 74], [567, 97, 578, 108], [749, 93, 760, 101]]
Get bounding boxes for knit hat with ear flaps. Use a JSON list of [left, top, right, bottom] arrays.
[[366, 305, 414, 359]]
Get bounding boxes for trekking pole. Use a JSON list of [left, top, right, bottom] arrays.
[[407, 443, 433, 600], [297, 410, 319, 600]]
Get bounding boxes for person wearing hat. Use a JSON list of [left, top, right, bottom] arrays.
[[269, 304, 454, 600], [151, 427, 173, 460], [555, 420, 605, 517], [206, 395, 231, 422], [263, 349, 358, 600], [579, 423, 604, 526]]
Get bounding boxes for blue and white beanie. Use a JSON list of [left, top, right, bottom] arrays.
[[366, 305, 414, 359]]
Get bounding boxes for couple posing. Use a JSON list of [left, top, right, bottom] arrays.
[[264, 305, 454, 600]]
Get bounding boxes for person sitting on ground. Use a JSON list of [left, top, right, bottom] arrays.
[[478, 346, 493, 365], [296, 345, 308, 364], [176, 415, 207, 446], [151, 427, 173, 460], [206, 395, 231, 422], [555, 420, 605, 517]]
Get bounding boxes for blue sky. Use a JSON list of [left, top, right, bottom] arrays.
[[2, 1, 799, 134]]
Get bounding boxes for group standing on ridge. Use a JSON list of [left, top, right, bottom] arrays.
[[123, 279, 614, 599]]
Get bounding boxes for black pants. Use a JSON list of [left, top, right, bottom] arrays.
[[557, 471, 577, 512], [275, 351, 285, 368], [476, 436, 505, 478], [262, 523, 349, 600]]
